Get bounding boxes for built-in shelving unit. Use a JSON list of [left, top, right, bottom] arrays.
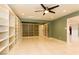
[[0, 5, 9, 54], [15, 16, 22, 44], [22, 23, 39, 37], [43, 24, 48, 37], [0, 5, 22, 55], [9, 12, 15, 51]]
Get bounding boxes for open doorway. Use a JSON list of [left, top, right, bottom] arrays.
[[67, 16, 79, 44]]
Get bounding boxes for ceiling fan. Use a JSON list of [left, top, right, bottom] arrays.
[[35, 4, 59, 15]]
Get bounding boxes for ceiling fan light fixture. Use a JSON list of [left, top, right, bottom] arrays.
[[45, 10, 49, 13], [63, 10, 66, 12], [22, 13, 24, 15], [35, 4, 59, 15]]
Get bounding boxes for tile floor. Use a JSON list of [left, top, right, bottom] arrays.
[[8, 36, 79, 55]]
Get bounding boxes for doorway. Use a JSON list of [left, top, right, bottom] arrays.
[[67, 16, 79, 44]]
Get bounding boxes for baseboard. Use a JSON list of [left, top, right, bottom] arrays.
[[48, 37, 66, 44]]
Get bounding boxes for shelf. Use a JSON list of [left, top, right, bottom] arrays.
[[0, 39, 8, 52], [0, 47, 9, 55], [9, 42, 15, 50], [9, 25, 15, 27], [0, 32, 8, 42], [0, 17, 8, 20], [0, 45, 8, 53], [0, 24, 8, 27], [0, 46, 8, 55], [9, 15, 15, 28], [9, 40, 15, 46], [9, 33, 15, 38], [0, 36, 8, 42], [0, 11, 9, 20], [9, 26, 15, 29], [0, 25, 8, 32], [9, 28, 15, 35], [9, 35, 15, 44], [0, 30, 8, 33], [0, 17, 9, 26]]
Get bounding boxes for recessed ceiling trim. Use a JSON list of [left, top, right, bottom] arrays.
[[21, 18, 50, 23]]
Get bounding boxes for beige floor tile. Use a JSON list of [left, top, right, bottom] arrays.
[[8, 36, 79, 55]]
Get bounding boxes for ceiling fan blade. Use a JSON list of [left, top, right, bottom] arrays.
[[48, 5, 59, 10], [49, 10, 55, 14], [43, 13, 45, 15], [35, 10, 43, 12], [41, 4, 46, 10]]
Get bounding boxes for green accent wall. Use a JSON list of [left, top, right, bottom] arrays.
[[48, 11, 79, 41]]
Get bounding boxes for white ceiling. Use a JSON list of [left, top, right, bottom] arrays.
[[9, 4, 79, 21]]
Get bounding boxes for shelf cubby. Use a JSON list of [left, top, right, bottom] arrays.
[[9, 41, 15, 50], [0, 32, 8, 42], [0, 39, 8, 54], [9, 27, 15, 35], [0, 47, 9, 55], [0, 39, 8, 49], [9, 35, 15, 44], [0, 25, 8, 32]]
